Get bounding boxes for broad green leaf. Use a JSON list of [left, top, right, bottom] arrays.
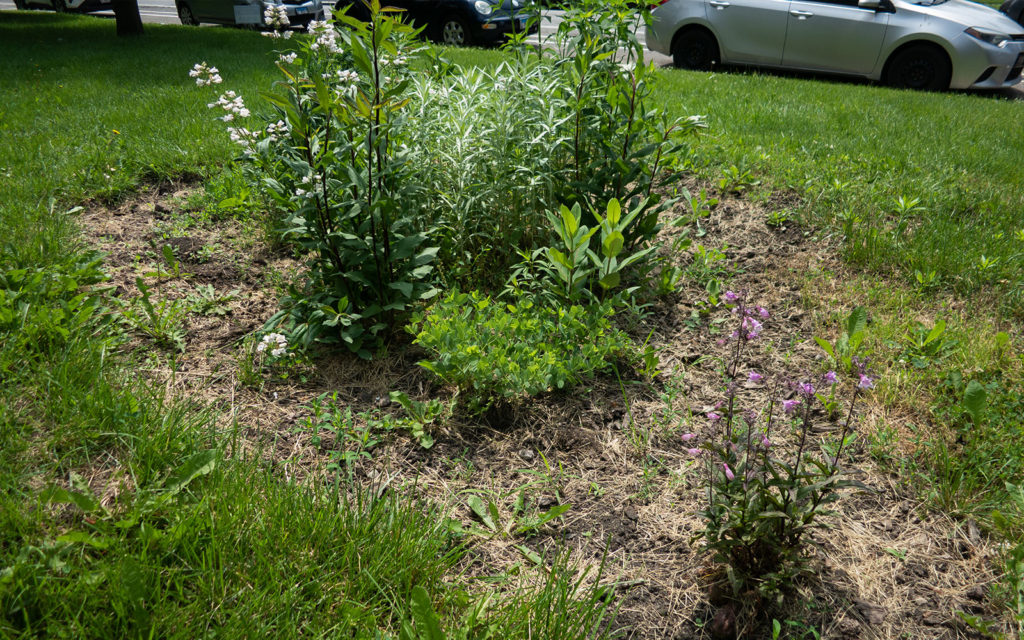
[[924, 319, 945, 345], [164, 449, 218, 496], [598, 271, 621, 290], [813, 337, 835, 359], [963, 380, 987, 423], [602, 231, 624, 258], [409, 585, 445, 640], [847, 306, 867, 338], [41, 486, 101, 514], [467, 495, 496, 532], [57, 531, 114, 549], [606, 198, 621, 226]]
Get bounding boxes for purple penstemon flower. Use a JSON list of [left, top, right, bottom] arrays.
[[858, 374, 875, 389], [681, 433, 697, 442], [724, 290, 739, 302], [686, 447, 701, 456], [722, 463, 735, 480], [757, 306, 770, 319], [799, 382, 815, 397], [748, 371, 763, 383], [707, 412, 722, 422], [783, 398, 801, 414], [824, 371, 838, 385], [761, 435, 771, 448]]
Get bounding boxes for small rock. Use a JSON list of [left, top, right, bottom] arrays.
[[912, 597, 929, 607], [966, 585, 986, 602], [624, 506, 639, 521], [583, 458, 598, 470], [518, 448, 535, 461], [967, 519, 981, 545], [154, 202, 170, 214], [854, 600, 886, 626], [837, 617, 860, 637], [537, 496, 557, 510]]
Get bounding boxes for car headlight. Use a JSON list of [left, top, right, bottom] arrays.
[[965, 27, 1010, 48], [474, 0, 493, 15]]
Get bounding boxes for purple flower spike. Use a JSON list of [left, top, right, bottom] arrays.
[[824, 371, 838, 385], [707, 412, 721, 422], [686, 447, 701, 456], [748, 371, 763, 383], [783, 398, 801, 414], [799, 382, 815, 397], [858, 374, 875, 389], [681, 433, 697, 442], [723, 463, 735, 480], [725, 290, 739, 302]]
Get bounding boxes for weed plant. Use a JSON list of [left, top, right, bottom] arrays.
[[689, 292, 871, 601]]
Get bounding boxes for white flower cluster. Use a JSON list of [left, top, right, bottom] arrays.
[[226, 127, 257, 152], [266, 120, 289, 141], [380, 54, 409, 67], [189, 62, 222, 86], [295, 174, 324, 199], [278, 52, 298, 65], [256, 332, 289, 357], [263, 3, 290, 29], [208, 90, 250, 122], [308, 20, 341, 53], [261, 29, 293, 39], [337, 69, 359, 84]]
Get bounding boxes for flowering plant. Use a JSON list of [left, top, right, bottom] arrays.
[[690, 292, 874, 600]]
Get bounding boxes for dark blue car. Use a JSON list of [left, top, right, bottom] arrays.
[[335, 0, 538, 46]]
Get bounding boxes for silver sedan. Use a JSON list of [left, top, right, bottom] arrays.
[[646, 0, 1024, 90]]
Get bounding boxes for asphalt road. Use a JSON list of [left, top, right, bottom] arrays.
[[2, 1, 1019, 98]]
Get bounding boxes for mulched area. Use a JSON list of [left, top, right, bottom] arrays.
[[78, 179, 1010, 639]]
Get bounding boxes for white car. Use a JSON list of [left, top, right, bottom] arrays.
[[14, 0, 111, 13], [647, 0, 1024, 90]]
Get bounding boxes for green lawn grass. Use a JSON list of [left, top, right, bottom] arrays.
[[2, 12, 1022, 636]]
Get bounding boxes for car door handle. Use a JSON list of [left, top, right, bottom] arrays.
[[789, 9, 813, 17], [709, 1, 730, 8]]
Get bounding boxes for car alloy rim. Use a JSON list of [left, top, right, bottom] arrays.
[[443, 21, 465, 44], [904, 58, 933, 88]]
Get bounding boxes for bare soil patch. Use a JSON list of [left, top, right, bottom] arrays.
[[79, 180, 1011, 639]]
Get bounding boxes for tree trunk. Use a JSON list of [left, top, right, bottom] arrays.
[[112, 0, 144, 36]]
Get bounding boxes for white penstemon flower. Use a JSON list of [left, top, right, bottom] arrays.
[[189, 62, 222, 86], [308, 20, 341, 53], [265, 120, 289, 141], [337, 69, 358, 84], [295, 174, 324, 199], [278, 52, 298, 65], [256, 332, 289, 358], [208, 90, 250, 121], [263, 3, 290, 29]]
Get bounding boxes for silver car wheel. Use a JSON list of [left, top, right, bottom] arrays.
[[885, 44, 951, 91], [177, 2, 199, 25], [441, 17, 469, 45], [672, 28, 720, 71]]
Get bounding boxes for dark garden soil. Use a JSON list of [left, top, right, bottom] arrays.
[[78, 179, 1012, 639]]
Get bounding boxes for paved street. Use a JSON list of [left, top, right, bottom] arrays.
[[0, 2, 674, 65]]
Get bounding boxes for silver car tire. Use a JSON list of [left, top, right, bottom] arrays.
[[177, 2, 199, 25], [672, 28, 720, 71], [441, 16, 472, 46], [885, 44, 951, 91]]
